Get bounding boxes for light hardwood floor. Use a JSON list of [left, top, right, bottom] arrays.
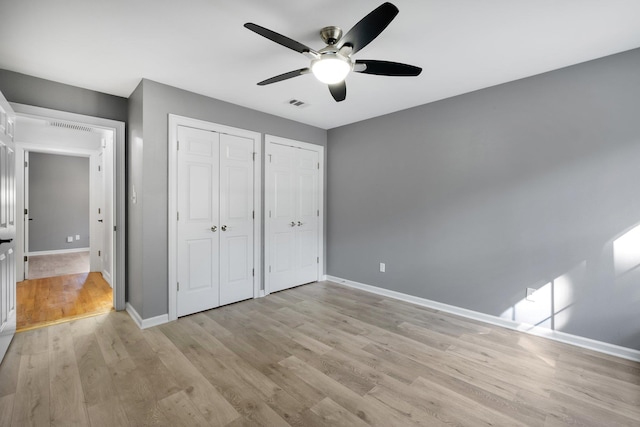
[[17, 272, 113, 331], [1, 281, 639, 426]]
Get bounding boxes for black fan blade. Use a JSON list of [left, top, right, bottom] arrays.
[[336, 2, 399, 54], [329, 82, 347, 102], [354, 60, 422, 76], [257, 68, 310, 86], [245, 23, 317, 55]]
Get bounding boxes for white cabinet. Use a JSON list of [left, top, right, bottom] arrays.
[[266, 136, 323, 293], [176, 126, 255, 317]]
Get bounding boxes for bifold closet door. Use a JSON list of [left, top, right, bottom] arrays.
[[268, 143, 319, 293], [177, 126, 220, 317]]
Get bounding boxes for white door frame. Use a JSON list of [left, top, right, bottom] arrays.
[[264, 134, 324, 296], [11, 103, 126, 311], [168, 114, 262, 322]]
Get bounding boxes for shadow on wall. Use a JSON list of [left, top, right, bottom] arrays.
[[502, 222, 640, 340]]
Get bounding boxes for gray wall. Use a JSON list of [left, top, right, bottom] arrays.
[[129, 79, 327, 319], [29, 153, 90, 252], [327, 48, 640, 350], [0, 69, 128, 122]]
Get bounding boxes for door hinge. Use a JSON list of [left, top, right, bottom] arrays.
[[177, 282, 180, 291], [98, 165, 101, 172], [24, 208, 28, 215], [177, 141, 180, 150], [252, 268, 255, 277], [269, 210, 272, 218], [317, 210, 319, 217], [269, 265, 272, 273], [268, 154, 272, 162], [98, 250, 101, 257], [114, 226, 117, 231], [24, 256, 28, 262], [252, 210, 254, 219], [317, 257, 319, 264], [317, 162, 320, 170], [177, 212, 180, 221], [24, 161, 28, 167], [252, 152, 256, 161]]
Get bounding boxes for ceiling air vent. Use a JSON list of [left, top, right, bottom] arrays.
[[48, 121, 94, 132], [287, 99, 308, 108]]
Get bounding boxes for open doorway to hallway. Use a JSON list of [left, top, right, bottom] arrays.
[[14, 112, 116, 331]]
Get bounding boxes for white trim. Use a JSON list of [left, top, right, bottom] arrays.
[[126, 303, 169, 329], [264, 134, 325, 296], [28, 247, 90, 256], [102, 269, 112, 287], [326, 275, 640, 362], [168, 114, 262, 322], [11, 103, 126, 311]]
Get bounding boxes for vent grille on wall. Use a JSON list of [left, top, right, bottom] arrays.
[[48, 121, 95, 132]]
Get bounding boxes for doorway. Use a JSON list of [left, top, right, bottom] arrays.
[[11, 103, 125, 326]]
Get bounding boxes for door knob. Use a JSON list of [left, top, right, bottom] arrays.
[[0, 238, 13, 244], [297, 221, 303, 226], [211, 226, 217, 232], [290, 221, 296, 227], [221, 225, 227, 231]]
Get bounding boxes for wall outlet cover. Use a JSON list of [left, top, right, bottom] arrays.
[[66, 236, 73, 243], [75, 235, 80, 240], [380, 262, 386, 273]]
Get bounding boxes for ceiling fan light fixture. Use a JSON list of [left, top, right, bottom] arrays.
[[311, 53, 352, 84]]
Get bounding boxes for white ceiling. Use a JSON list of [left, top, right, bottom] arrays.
[[1, 0, 640, 129]]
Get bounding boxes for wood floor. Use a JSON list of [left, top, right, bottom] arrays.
[[1, 281, 639, 426], [17, 272, 113, 331]]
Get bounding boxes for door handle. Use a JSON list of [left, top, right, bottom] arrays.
[[98, 219, 104, 223], [290, 221, 296, 227], [211, 226, 217, 232], [221, 225, 227, 231], [297, 221, 303, 226], [0, 238, 13, 244]]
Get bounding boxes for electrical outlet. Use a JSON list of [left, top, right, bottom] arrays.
[[380, 262, 386, 273], [526, 287, 536, 302], [75, 235, 80, 240], [66, 236, 73, 243]]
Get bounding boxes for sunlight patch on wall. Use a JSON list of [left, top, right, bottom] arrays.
[[614, 224, 640, 277]]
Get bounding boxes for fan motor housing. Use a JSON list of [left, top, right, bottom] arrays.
[[320, 26, 342, 45]]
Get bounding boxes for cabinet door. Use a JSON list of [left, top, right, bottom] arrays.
[[219, 134, 254, 306], [176, 126, 220, 317]]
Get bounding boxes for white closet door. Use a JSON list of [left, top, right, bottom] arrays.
[[219, 134, 254, 306], [269, 143, 298, 292], [267, 142, 320, 293], [295, 149, 319, 284], [177, 126, 220, 317]]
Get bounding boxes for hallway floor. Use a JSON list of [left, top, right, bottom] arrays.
[[16, 272, 113, 331], [27, 250, 90, 279]]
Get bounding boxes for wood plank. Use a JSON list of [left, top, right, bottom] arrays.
[[48, 322, 90, 426], [86, 397, 130, 427], [0, 394, 14, 426], [11, 352, 50, 427]]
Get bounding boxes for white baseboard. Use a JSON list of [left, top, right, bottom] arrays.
[[29, 247, 90, 256], [126, 303, 169, 330], [325, 275, 640, 362]]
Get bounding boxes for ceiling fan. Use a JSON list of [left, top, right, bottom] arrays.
[[244, 2, 422, 102]]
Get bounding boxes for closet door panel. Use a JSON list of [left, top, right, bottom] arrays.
[[219, 134, 254, 305], [296, 149, 320, 284], [177, 127, 220, 316]]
